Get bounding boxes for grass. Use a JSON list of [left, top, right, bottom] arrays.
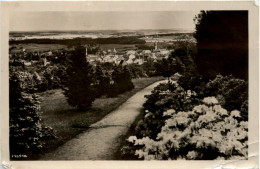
[[37, 76, 164, 159]]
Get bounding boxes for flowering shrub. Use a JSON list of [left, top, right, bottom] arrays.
[[120, 82, 202, 159], [127, 97, 247, 160], [121, 73, 248, 160], [204, 75, 248, 121], [136, 82, 201, 139], [177, 72, 207, 97]]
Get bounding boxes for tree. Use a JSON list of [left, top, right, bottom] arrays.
[[95, 64, 111, 97], [108, 65, 134, 97], [194, 11, 248, 80], [122, 66, 134, 91], [156, 57, 177, 89], [9, 71, 54, 159], [62, 45, 97, 110]]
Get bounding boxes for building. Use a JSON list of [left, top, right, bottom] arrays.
[[126, 50, 136, 56]]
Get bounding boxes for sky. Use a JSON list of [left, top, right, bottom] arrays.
[[10, 11, 200, 31]]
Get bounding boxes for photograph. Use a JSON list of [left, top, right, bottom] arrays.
[[1, 1, 259, 169]]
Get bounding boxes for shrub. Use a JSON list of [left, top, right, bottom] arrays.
[[204, 75, 248, 121], [94, 65, 111, 97], [139, 82, 200, 140], [127, 64, 148, 79], [109, 65, 135, 97], [127, 97, 247, 160], [9, 72, 55, 160], [177, 73, 206, 97]]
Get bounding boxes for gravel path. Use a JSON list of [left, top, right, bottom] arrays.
[[42, 80, 166, 160]]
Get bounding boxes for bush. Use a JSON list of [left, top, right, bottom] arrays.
[[107, 83, 119, 98], [177, 73, 207, 97], [204, 75, 248, 121], [121, 73, 248, 160], [109, 65, 135, 97], [138, 82, 200, 140], [127, 97, 247, 160], [9, 72, 55, 160], [127, 64, 148, 79]]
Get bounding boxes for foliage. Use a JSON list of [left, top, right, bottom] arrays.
[[204, 75, 248, 121], [9, 71, 55, 160], [95, 64, 111, 97], [194, 11, 248, 80], [121, 72, 248, 160], [86, 44, 100, 54], [170, 47, 197, 75], [127, 97, 247, 160], [126, 82, 200, 143], [135, 44, 154, 50], [156, 57, 177, 80], [177, 73, 206, 97], [177, 74, 248, 121], [127, 64, 148, 79], [62, 45, 97, 110], [108, 65, 135, 97], [142, 59, 158, 77]]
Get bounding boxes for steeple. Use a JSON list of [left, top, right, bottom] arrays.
[[155, 41, 158, 50]]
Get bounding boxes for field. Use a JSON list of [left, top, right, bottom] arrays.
[[99, 44, 137, 52], [10, 43, 138, 54], [10, 44, 68, 53], [37, 76, 164, 159]]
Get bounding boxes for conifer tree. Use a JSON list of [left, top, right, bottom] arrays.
[[62, 45, 97, 110], [9, 72, 53, 159]]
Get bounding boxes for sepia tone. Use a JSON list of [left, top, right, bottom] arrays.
[[1, 1, 259, 169]]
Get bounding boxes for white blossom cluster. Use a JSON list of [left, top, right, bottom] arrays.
[[127, 97, 248, 160]]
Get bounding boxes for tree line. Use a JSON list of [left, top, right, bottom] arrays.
[[9, 36, 146, 46]]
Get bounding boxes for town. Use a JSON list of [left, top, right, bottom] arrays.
[[9, 36, 189, 68]]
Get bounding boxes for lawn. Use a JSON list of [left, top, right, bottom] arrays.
[[37, 76, 164, 159]]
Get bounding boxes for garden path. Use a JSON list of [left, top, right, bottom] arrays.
[[41, 80, 166, 160]]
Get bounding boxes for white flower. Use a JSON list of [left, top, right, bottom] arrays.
[[231, 110, 241, 118], [213, 105, 228, 117], [145, 112, 153, 118], [128, 136, 137, 143], [187, 151, 199, 160], [187, 90, 192, 97], [240, 121, 248, 130], [193, 105, 209, 114], [203, 97, 219, 105], [163, 109, 175, 117]]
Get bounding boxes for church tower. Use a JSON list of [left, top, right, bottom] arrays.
[[154, 41, 158, 50]]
